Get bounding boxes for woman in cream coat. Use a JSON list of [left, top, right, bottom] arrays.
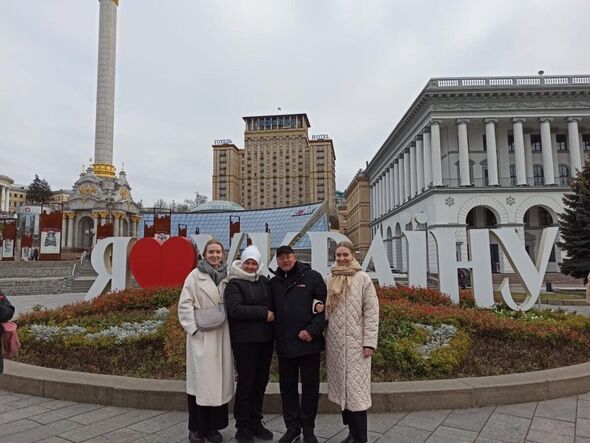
[[325, 241, 379, 443], [178, 239, 234, 443]]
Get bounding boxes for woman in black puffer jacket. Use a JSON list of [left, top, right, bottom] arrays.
[[224, 246, 274, 443]]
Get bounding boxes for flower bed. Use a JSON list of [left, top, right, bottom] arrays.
[[13, 285, 590, 381]]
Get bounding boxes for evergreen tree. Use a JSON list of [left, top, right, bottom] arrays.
[[26, 174, 53, 204], [557, 161, 590, 282]]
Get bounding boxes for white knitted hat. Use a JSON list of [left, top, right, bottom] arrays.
[[241, 245, 262, 265]]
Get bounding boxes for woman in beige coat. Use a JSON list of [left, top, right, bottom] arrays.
[[325, 241, 379, 443], [178, 239, 234, 443]]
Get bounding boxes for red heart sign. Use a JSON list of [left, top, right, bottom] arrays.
[[129, 237, 197, 288]]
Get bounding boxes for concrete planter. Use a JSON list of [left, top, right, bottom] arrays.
[[2, 360, 590, 412]]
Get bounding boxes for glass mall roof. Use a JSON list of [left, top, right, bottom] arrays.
[[139, 202, 328, 249]]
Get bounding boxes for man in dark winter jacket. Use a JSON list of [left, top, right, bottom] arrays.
[[269, 245, 327, 443]]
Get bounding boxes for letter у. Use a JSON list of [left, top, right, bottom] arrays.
[[491, 226, 558, 311]]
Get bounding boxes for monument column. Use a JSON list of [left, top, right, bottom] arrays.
[[92, 0, 120, 178]]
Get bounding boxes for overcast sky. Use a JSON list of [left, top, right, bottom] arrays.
[[1, 0, 590, 206]]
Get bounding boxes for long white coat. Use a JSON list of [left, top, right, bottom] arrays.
[[178, 268, 234, 406], [325, 271, 379, 411]]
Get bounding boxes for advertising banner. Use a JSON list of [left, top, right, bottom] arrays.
[[40, 229, 61, 255], [2, 239, 14, 259]]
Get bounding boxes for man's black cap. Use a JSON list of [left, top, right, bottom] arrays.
[[276, 245, 294, 256]]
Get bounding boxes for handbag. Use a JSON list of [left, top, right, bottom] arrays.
[[1, 321, 20, 358], [194, 291, 226, 331]]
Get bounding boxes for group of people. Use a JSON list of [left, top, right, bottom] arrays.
[[178, 239, 379, 443]]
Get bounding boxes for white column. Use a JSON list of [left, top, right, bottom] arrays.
[[385, 166, 392, 212], [404, 149, 411, 201], [1, 186, 7, 212], [94, 0, 119, 167], [92, 215, 98, 246], [422, 130, 432, 188], [539, 118, 556, 185], [67, 216, 74, 249], [399, 156, 406, 204], [409, 143, 417, 197], [61, 216, 67, 248], [568, 117, 583, 173], [370, 185, 375, 220], [114, 216, 120, 237], [524, 133, 533, 185], [379, 175, 385, 216], [512, 118, 527, 185], [457, 119, 471, 186], [430, 121, 443, 186], [416, 136, 424, 192], [393, 160, 400, 207], [484, 119, 499, 186], [375, 181, 380, 217]]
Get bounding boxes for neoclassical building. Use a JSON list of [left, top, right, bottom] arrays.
[[0, 175, 14, 215], [366, 75, 590, 274]]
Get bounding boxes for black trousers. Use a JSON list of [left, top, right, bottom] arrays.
[[187, 394, 229, 434], [278, 352, 321, 430], [232, 340, 274, 430], [342, 409, 368, 443]]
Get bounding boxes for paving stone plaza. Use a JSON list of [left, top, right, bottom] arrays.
[[0, 389, 589, 442]]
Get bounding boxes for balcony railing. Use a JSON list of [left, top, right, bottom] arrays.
[[428, 75, 590, 89]]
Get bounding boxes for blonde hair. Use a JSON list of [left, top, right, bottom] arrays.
[[335, 241, 356, 256]]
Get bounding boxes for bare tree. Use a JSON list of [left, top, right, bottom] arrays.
[[153, 198, 168, 210]]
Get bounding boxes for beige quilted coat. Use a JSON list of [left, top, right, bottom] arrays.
[[325, 271, 379, 411]]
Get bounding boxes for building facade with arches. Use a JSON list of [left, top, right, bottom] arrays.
[[365, 75, 590, 274]]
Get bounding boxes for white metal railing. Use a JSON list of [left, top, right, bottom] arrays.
[[431, 75, 590, 88]]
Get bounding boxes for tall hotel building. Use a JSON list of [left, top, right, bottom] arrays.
[[365, 75, 590, 274], [212, 113, 337, 216]]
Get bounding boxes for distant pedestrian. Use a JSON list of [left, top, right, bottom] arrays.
[[325, 241, 379, 443], [33, 248, 39, 261]]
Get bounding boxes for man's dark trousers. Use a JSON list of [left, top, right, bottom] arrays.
[[278, 352, 321, 430]]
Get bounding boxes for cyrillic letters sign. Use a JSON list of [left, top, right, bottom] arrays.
[[86, 227, 558, 312]]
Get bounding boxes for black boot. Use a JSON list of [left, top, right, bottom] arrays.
[[252, 422, 274, 440], [204, 430, 223, 443], [189, 431, 205, 443], [279, 427, 301, 443], [302, 427, 318, 443]]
